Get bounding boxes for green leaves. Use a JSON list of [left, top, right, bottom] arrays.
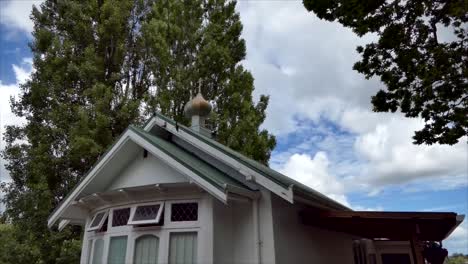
[[304, 0, 467, 145], [1, 0, 275, 262]]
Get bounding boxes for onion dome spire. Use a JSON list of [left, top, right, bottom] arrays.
[[184, 87, 212, 118]]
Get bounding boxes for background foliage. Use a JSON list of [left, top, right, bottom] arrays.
[[0, 0, 275, 262], [445, 254, 468, 264], [303, 0, 467, 145]]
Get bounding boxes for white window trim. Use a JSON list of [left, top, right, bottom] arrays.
[[88, 210, 109, 231], [128, 202, 165, 225]]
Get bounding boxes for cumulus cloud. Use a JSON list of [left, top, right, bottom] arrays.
[[350, 111, 467, 188], [237, 1, 467, 193], [238, 4, 467, 254], [0, 58, 32, 183], [279, 152, 350, 206], [238, 1, 377, 135], [0, 0, 43, 36]]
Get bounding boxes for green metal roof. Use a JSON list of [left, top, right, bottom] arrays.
[[129, 125, 254, 193], [153, 113, 349, 210]]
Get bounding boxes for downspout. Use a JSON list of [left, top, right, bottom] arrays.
[[253, 197, 262, 264]]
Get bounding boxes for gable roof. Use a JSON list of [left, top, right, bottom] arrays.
[[145, 113, 349, 211], [48, 125, 256, 228], [49, 112, 350, 228]]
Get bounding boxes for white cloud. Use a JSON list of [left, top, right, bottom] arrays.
[[237, 1, 468, 193], [279, 152, 350, 206], [238, 1, 377, 135], [0, 59, 32, 183], [351, 112, 467, 188], [0, 0, 43, 36]]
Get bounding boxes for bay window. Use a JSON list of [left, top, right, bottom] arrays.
[[85, 199, 200, 264]]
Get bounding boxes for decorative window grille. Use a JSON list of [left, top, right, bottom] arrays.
[[128, 203, 164, 225], [112, 208, 130, 227], [171, 203, 198, 222], [88, 210, 109, 231]]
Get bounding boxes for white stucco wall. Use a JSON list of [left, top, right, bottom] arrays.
[[271, 195, 355, 264], [212, 188, 277, 264], [106, 152, 188, 190], [213, 198, 256, 264]]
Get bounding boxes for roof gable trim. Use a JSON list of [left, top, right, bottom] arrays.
[[48, 130, 133, 227], [48, 129, 230, 228]]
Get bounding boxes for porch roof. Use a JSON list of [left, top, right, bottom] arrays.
[[300, 210, 464, 241]]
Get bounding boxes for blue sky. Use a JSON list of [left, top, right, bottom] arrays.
[[1, 0, 467, 254]]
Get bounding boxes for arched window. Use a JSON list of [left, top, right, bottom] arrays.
[[169, 232, 197, 264], [134, 235, 160, 264]]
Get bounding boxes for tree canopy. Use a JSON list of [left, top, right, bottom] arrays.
[[445, 253, 468, 264], [0, 0, 275, 262], [303, 0, 467, 145]]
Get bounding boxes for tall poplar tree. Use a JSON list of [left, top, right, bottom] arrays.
[[1, 0, 275, 262]]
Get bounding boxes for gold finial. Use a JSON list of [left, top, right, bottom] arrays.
[[184, 85, 212, 118]]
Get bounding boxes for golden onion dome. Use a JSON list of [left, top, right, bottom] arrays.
[[184, 92, 212, 118]]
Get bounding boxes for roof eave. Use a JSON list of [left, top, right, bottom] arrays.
[[49, 128, 235, 229]]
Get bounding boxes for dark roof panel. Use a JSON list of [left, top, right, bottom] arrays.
[[130, 125, 254, 192]]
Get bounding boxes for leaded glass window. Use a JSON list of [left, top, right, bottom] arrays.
[[112, 208, 130, 227], [88, 210, 109, 231], [171, 203, 198, 222], [97, 217, 108, 233], [128, 203, 164, 225]]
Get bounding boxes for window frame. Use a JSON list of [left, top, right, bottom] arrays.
[[168, 230, 199, 264], [132, 233, 161, 264], [170, 202, 199, 222], [107, 235, 129, 264], [166, 200, 200, 228], [110, 206, 131, 228], [88, 210, 110, 232], [128, 202, 165, 225], [83, 198, 204, 264]]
